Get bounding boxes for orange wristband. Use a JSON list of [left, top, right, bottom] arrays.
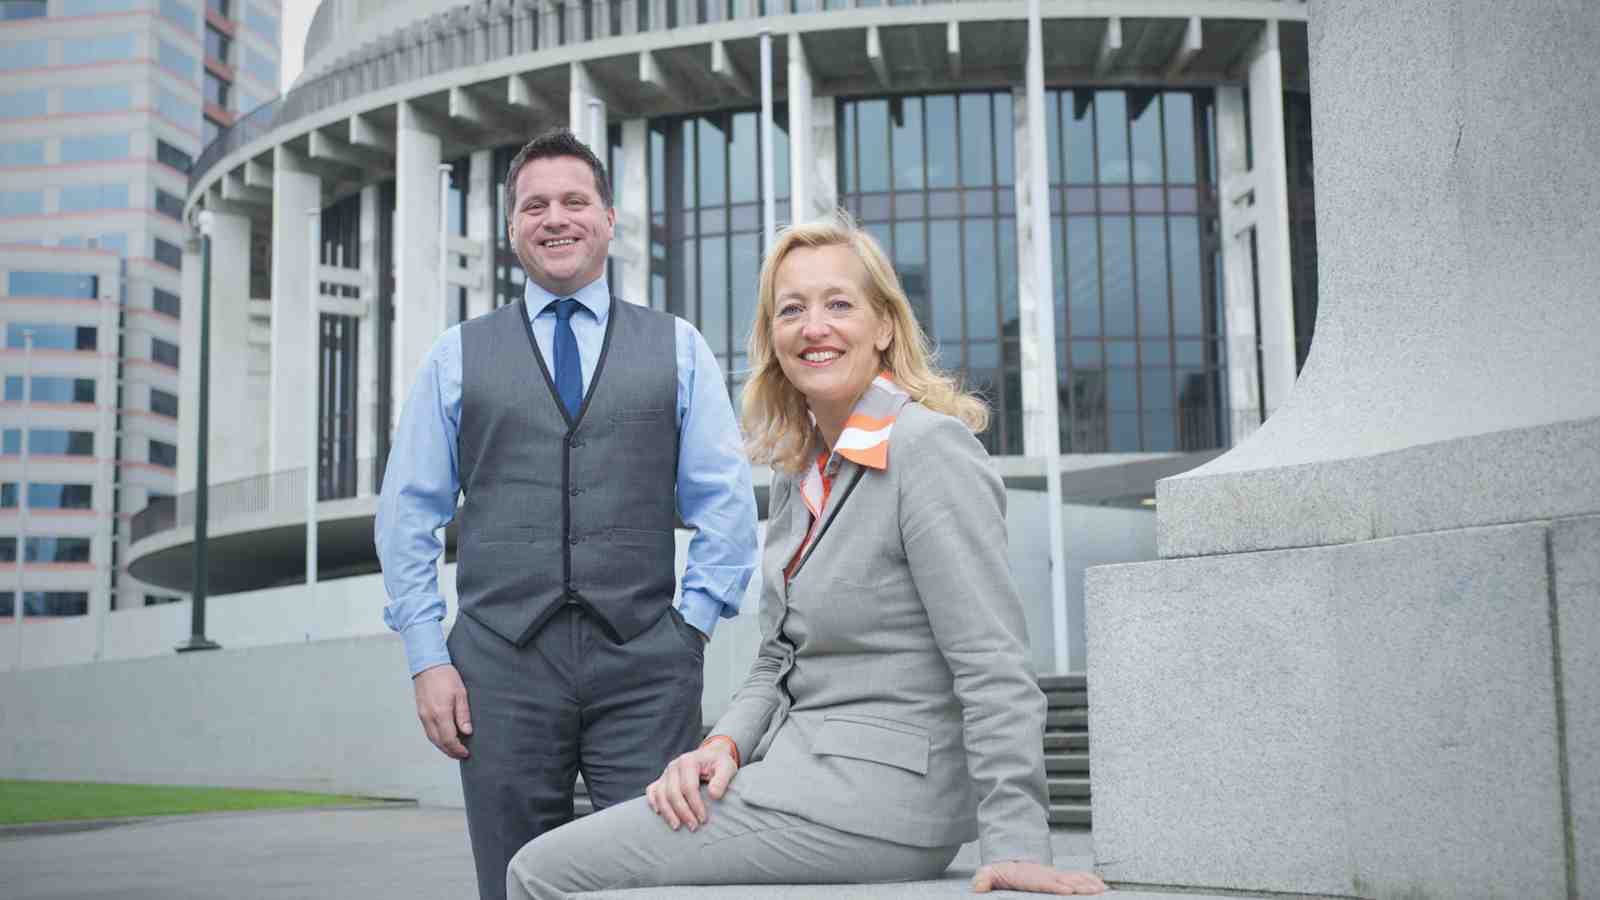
[[699, 734, 740, 768]]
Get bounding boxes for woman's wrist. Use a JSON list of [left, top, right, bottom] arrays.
[[698, 734, 740, 768]]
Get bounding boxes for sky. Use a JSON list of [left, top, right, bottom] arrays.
[[278, 0, 318, 89]]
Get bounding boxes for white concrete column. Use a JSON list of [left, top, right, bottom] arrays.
[[467, 149, 495, 320], [269, 146, 322, 472], [1011, 85, 1059, 458], [1214, 86, 1263, 445], [356, 184, 381, 495], [618, 118, 650, 306], [786, 36, 839, 223], [204, 210, 259, 485], [1246, 22, 1297, 421], [394, 101, 445, 430], [569, 61, 606, 148]]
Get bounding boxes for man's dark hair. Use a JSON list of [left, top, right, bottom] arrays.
[[502, 128, 612, 227]]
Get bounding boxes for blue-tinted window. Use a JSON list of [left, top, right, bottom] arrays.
[[152, 336, 180, 366], [8, 271, 97, 298], [0, 40, 48, 70], [96, 232, 127, 254], [0, 190, 43, 216], [61, 85, 132, 115], [236, 88, 262, 115], [244, 2, 278, 40], [30, 430, 95, 456], [27, 483, 94, 509], [205, 26, 230, 63], [153, 239, 183, 270], [204, 71, 230, 107], [59, 183, 129, 212], [61, 0, 138, 12], [60, 133, 131, 163], [156, 86, 197, 130], [62, 34, 135, 65], [155, 189, 184, 221], [26, 537, 92, 563], [1, 429, 17, 454], [152, 287, 181, 318], [0, 482, 13, 506], [2, 377, 18, 401], [0, 141, 45, 166], [7, 324, 97, 351], [157, 39, 197, 79], [0, 89, 49, 119], [202, 115, 221, 145], [2, 1, 49, 20], [159, 0, 196, 31], [148, 440, 177, 467], [243, 46, 277, 89], [27, 377, 97, 403]]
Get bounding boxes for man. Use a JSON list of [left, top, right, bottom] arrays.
[[375, 128, 757, 900]]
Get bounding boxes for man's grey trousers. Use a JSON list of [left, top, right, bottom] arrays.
[[449, 605, 706, 900]]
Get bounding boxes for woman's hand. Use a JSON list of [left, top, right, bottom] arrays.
[[972, 861, 1107, 895], [644, 742, 739, 832]]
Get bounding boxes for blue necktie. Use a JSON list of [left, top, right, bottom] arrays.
[[551, 298, 583, 420]]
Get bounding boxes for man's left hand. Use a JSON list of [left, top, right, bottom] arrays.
[[972, 862, 1106, 895]]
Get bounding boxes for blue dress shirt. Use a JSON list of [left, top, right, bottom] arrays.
[[376, 276, 758, 676]]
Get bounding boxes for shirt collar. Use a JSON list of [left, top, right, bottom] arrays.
[[523, 275, 611, 326], [814, 373, 910, 473]]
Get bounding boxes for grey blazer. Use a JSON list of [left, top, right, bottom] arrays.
[[710, 403, 1053, 865]]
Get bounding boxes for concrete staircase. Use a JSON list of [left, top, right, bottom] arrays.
[[574, 674, 1092, 828]]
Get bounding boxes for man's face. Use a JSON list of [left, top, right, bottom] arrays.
[[508, 155, 616, 298]]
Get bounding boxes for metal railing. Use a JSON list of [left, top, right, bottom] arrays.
[[129, 457, 379, 544]]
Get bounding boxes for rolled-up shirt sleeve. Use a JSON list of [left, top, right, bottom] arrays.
[[672, 319, 758, 639], [376, 329, 463, 676]]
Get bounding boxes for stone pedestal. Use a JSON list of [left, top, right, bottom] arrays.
[[1085, 3, 1600, 898]]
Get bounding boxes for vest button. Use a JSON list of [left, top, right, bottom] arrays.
[[568, 536, 580, 546], [569, 487, 582, 497]]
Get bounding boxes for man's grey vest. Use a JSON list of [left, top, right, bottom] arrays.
[[456, 297, 679, 646]]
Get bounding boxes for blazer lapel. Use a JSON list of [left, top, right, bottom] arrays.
[[789, 461, 866, 580]]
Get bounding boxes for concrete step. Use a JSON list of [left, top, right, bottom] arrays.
[[1043, 732, 1090, 752], [1038, 674, 1086, 692], [1045, 689, 1088, 709], [1048, 777, 1091, 800], [1046, 709, 1088, 730], [1044, 753, 1089, 774], [1047, 802, 1092, 827]]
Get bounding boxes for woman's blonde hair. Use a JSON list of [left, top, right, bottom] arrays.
[[743, 212, 989, 473]]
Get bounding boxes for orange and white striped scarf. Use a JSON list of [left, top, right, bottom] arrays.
[[787, 374, 910, 576]]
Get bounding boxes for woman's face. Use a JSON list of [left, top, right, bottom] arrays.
[[770, 243, 893, 423]]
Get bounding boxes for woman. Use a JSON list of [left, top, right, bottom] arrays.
[[506, 216, 1106, 898]]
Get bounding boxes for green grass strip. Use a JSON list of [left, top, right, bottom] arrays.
[[0, 781, 382, 825]]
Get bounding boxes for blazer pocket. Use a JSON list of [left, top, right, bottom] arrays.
[[813, 714, 930, 775]]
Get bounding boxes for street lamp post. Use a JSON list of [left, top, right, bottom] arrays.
[[178, 214, 220, 653]]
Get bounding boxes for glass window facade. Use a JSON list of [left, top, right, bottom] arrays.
[[158, 39, 197, 79], [23, 537, 93, 563], [62, 85, 132, 115], [152, 287, 181, 317], [60, 133, 131, 163], [1042, 88, 1224, 453], [7, 324, 97, 351], [62, 0, 138, 12], [148, 439, 177, 468], [1284, 91, 1317, 370], [159, 0, 197, 32], [205, 26, 231, 63], [26, 483, 94, 509], [0, 89, 49, 118], [156, 86, 198, 130], [0, 592, 90, 617], [151, 336, 180, 367], [1, 1, 48, 20], [156, 139, 193, 172], [150, 386, 178, 416], [0, 40, 49, 71], [648, 108, 791, 398], [204, 71, 230, 107], [839, 92, 1021, 453], [23, 377, 97, 403], [153, 238, 183, 270], [0, 140, 45, 166], [244, 3, 277, 40], [30, 429, 95, 455], [155, 188, 184, 220], [0, 190, 44, 216], [59, 183, 129, 212], [243, 46, 276, 88], [62, 33, 135, 65], [8, 271, 97, 298]]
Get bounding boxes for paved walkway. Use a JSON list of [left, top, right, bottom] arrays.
[[1, 806, 1253, 900]]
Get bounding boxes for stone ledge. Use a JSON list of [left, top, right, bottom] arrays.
[[1156, 415, 1600, 559]]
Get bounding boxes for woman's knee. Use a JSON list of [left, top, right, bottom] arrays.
[[505, 832, 573, 900]]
